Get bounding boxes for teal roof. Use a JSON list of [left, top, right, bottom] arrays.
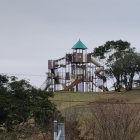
[[72, 39, 88, 50]]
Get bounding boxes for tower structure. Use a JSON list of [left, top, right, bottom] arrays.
[[70, 39, 88, 91], [41, 40, 108, 92]]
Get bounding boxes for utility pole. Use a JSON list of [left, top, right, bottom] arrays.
[[54, 120, 57, 140]]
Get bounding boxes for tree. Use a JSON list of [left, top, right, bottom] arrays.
[[0, 74, 59, 132], [92, 40, 140, 91], [115, 52, 140, 90]]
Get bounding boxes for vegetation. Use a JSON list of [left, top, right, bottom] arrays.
[[52, 89, 140, 110], [92, 40, 140, 91], [0, 74, 60, 139], [89, 99, 140, 140]]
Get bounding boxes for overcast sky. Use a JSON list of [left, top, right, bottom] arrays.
[[0, 0, 140, 87]]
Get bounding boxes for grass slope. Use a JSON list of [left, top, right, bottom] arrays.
[[51, 89, 140, 110]]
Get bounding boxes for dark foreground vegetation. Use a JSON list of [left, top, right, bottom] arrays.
[[0, 74, 61, 140]]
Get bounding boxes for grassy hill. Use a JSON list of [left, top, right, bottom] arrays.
[[51, 89, 140, 110]]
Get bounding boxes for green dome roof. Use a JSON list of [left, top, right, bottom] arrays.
[[72, 40, 88, 50]]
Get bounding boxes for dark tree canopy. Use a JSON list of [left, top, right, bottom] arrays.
[[92, 40, 140, 91], [0, 75, 59, 131]]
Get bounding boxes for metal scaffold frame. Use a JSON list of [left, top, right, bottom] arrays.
[[41, 40, 108, 92]]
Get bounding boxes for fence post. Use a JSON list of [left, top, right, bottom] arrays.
[[54, 120, 57, 140]]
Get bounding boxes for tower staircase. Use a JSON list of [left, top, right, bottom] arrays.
[[64, 78, 83, 91]]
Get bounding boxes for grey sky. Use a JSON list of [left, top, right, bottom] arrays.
[[0, 0, 140, 87]]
